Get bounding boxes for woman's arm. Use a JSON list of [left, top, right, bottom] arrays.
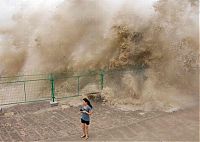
[[82, 110, 93, 115], [88, 110, 93, 115]]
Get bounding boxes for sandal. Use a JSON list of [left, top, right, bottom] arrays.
[[81, 135, 86, 138], [84, 136, 89, 140]]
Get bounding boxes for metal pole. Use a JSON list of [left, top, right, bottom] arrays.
[[50, 74, 55, 102], [49, 74, 58, 106], [100, 71, 104, 90], [24, 81, 27, 102]]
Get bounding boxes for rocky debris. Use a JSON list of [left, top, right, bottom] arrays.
[[4, 112, 14, 117], [85, 92, 102, 102], [61, 104, 70, 109], [80, 84, 99, 96]]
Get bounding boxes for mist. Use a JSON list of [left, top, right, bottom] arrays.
[[0, 0, 198, 111]]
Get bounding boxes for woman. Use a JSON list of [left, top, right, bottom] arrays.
[[80, 98, 93, 140]]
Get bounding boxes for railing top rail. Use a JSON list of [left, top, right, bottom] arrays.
[[0, 66, 145, 83]]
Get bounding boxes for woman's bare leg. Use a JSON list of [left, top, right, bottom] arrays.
[[85, 125, 89, 139], [81, 123, 86, 137]]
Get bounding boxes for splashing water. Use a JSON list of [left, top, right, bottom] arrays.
[[0, 0, 198, 111]]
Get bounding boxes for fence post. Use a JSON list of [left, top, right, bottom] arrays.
[[49, 74, 58, 106], [77, 76, 80, 96], [23, 81, 27, 102], [99, 71, 104, 90]]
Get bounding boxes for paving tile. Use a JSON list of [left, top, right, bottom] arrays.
[[0, 102, 198, 141]]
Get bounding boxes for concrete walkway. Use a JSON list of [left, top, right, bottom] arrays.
[[0, 100, 199, 141], [60, 106, 199, 141]]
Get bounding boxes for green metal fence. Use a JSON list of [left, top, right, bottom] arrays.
[[0, 74, 51, 106], [0, 69, 143, 106], [0, 70, 107, 106]]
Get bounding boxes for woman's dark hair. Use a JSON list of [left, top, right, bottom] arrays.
[[83, 98, 93, 109]]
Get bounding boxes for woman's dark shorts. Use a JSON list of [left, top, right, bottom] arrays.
[[81, 119, 90, 125]]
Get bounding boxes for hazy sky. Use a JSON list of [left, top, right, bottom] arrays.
[[0, 0, 64, 26], [0, 0, 157, 27]]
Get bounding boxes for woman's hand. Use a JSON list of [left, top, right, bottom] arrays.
[[82, 110, 93, 115], [82, 110, 88, 114]]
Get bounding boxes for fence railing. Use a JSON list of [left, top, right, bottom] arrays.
[[0, 70, 108, 106], [0, 68, 144, 106]]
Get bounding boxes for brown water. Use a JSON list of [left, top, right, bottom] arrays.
[[0, 0, 198, 111]]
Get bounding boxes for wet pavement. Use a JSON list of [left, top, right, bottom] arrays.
[[0, 99, 199, 141]]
